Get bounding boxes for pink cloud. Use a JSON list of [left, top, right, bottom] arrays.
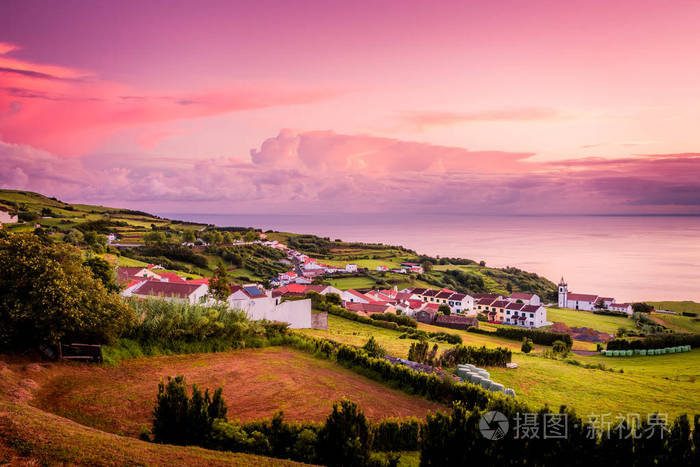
[[2, 131, 699, 215], [0, 46, 339, 155], [398, 108, 562, 131]]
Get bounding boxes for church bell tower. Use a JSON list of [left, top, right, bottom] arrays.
[[558, 277, 568, 308]]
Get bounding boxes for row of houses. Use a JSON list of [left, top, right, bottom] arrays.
[[474, 297, 548, 328]]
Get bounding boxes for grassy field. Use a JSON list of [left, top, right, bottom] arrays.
[[650, 313, 700, 333], [0, 402, 304, 466], [302, 314, 700, 419], [545, 307, 636, 335], [489, 350, 700, 419], [30, 347, 444, 438], [327, 276, 378, 289]]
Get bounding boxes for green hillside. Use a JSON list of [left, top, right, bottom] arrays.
[[0, 189, 558, 296]]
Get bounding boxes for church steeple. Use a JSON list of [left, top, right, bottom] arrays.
[[557, 276, 568, 308]]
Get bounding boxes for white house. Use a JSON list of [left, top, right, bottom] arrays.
[[447, 293, 475, 315], [226, 285, 312, 329], [507, 293, 540, 306], [128, 281, 208, 304], [502, 303, 547, 328], [345, 264, 358, 273], [340, 289, 370, 304], [609, 303, 633, 314]]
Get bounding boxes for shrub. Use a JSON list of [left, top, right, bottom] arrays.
[[152, 375, 227, 446], [370, 313, 418, 328], [552, 340, 568, 355], [362, 336, 387, 358], [316, 400, 373, 467], [521, 338, 534, 354], [439, 345, 511, 367]]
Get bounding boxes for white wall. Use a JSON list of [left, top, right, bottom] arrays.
[[231, 297, 312, 329]]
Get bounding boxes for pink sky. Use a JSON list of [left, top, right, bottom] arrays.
[[1, 0, 699, 214]]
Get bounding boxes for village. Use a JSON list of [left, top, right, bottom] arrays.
[[113, 236, 635, 333]]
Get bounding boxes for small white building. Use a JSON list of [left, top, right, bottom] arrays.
[[345, 264, 358, 273], [340, 289, 370, 304]]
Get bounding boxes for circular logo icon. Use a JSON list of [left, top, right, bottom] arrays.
[[479, 411, 509, 440]]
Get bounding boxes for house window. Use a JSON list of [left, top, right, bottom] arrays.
[[529, 321, 534, 327], [530, 313, 534, 318], [506, 310, 510, 315]]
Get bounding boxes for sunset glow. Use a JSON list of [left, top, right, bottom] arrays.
[[1, 0, 699, 214]]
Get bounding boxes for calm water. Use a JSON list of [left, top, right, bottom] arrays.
[[160, 213, 700, 302]]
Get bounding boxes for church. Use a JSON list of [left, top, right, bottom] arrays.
[[557, 277, 626, 312]]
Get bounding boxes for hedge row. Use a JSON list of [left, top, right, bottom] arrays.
[[439, 344, 512, 367], [370, 312, 418, 328], [328, 306, 462, 344], [607, 333, 700, 350], [493, 326, 573, 347], [290, 335, 493, 409], [593, 309, 631, 318]]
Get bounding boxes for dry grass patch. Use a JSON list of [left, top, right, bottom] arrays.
[[31, 347, 444, 437]]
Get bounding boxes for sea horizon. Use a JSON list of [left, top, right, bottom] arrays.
[[158, 212, 700, 303]]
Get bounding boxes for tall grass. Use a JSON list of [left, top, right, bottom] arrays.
[[102, 298, 291, 365]]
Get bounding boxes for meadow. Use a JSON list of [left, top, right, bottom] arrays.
[[544, 307, 636, 335]]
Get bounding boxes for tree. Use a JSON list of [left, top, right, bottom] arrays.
[[221, 231, 233, 244], [521, 337, 534, 354], [362, 336, 386, 358], [438, 304, 451, 315], [83, 256, 120, 292], [143, 231, 166, 246], [317, 400, 372, 467], [479, 260, 486, 267], [209, 261, 230, 301], [0, 232, 134, 350], [421, 261, 433, 273], [244, 230, 258, 242], [552, 339, 568, 355], [632, 302, 654, 314], [181, 230, 196, 243], [63, 229, 84, 245]]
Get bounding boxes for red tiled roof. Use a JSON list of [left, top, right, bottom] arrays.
[[506, 302, 525, 310], [491, 300, 509, 308], [510, 292, 535, 300], [422, 289, 440, 297], [157, 272, 187, 283], [436, 291, 453, 299], [133, 281, 203, 299], [477, 298, 496, 305], [449, 293, 467, 301], [567, 293, 598, 302], [346, 302, 391, 314], [186, 278, 210, 285], [474, 293, 500, 300], [521, 305, 543, 313], [411, 288, 427, 295], [424, 303, 440, 311]]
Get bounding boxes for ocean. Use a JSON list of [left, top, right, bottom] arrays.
[[158, 213, 700, 302]]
